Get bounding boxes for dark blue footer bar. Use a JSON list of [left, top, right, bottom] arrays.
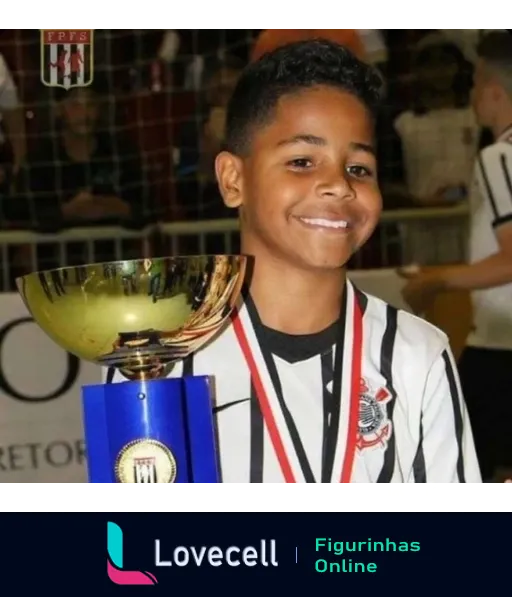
[[3, 513, 509, 593]]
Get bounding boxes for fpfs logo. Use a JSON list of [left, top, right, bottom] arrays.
[[107, 522, 158, 586]]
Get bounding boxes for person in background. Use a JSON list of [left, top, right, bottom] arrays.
[[393, 32, 479, 265], [15, 82, 150, 231], [9, 80, 153, 273], [165, 30, 253, 94], [439, 29, 506, 153], [174, 56, 244, 221], [401, 31, 512, 482], [157, 30, 180, 66], [0, 52, 26, 202], [439, 29, 504, 65]]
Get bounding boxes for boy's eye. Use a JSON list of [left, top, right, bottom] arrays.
[[287, 158, 313, 169], [347, 165, 373, 178]]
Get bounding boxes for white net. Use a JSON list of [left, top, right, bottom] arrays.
[[0, 29, 479, 289], [1, 30, 258, 222], [0, 30, 261, 283]]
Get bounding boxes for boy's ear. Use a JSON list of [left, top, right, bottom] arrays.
[[215, 151, 244, 208]]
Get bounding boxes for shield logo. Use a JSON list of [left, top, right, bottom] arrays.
[[40, 29, 94, 90], [115, 439, 177, 484]]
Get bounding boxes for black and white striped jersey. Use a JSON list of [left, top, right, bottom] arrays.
[[105, 280, 481, 483], [468, 125, 512, 350]]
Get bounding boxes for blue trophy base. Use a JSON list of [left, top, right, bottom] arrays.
[[81, 376, 219, 483]]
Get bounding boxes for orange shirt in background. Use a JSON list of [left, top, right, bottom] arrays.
[[251, 30, 366, 62]]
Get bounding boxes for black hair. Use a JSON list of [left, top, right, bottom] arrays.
[[477, 30, 512, 65], [412, 40, 474, 113], [416, 41, 468, 71], [224, 38, 383, 155]]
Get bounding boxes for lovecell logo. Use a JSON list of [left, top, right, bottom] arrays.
[[107, 522, 158, 585]]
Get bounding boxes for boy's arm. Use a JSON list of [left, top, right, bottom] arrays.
[[415, 341, 482, 483]]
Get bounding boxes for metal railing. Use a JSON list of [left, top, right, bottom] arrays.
[[157, 203, 470, 269], [0, 204, 470, 292]]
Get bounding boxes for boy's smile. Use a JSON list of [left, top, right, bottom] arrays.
[[217, 84, 382, 271]]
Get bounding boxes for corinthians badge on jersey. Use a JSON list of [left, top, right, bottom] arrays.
[[115, 439, 177, 483], [357, 378, 393, 451]]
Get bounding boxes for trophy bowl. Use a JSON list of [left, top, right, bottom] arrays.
[[15, 255, 247, 483], [16, 254, 247, 380]]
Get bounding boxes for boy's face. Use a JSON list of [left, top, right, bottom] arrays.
[[217, 85, 381, 271]]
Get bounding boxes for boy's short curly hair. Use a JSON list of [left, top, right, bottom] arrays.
[[224, 38, 383, 155]]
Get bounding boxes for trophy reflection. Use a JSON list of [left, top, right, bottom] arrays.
[[16, 255, 246, 483]]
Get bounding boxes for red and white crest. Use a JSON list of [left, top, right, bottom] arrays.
[[40, 30, 94, 90], [357, 378, 393, 451]]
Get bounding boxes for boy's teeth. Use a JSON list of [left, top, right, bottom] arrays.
[[300, 217, 348, 229]]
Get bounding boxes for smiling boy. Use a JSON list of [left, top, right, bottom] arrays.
[[107, 39, 481, 483]]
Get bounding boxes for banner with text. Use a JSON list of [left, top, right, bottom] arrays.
[[0, 293, 100, 482], [0, 273, 414, 482]]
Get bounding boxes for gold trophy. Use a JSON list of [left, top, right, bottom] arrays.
[[16, 255, 246, 483]]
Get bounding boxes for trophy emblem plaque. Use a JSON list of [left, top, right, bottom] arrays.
[[16, 255, 246, 483]]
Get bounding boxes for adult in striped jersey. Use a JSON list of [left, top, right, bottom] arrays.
[[402, 31, 512, 482], [106, 39, 481, 483]]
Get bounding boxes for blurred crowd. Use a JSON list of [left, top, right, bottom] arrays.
[[0, 29, 496, 266]]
